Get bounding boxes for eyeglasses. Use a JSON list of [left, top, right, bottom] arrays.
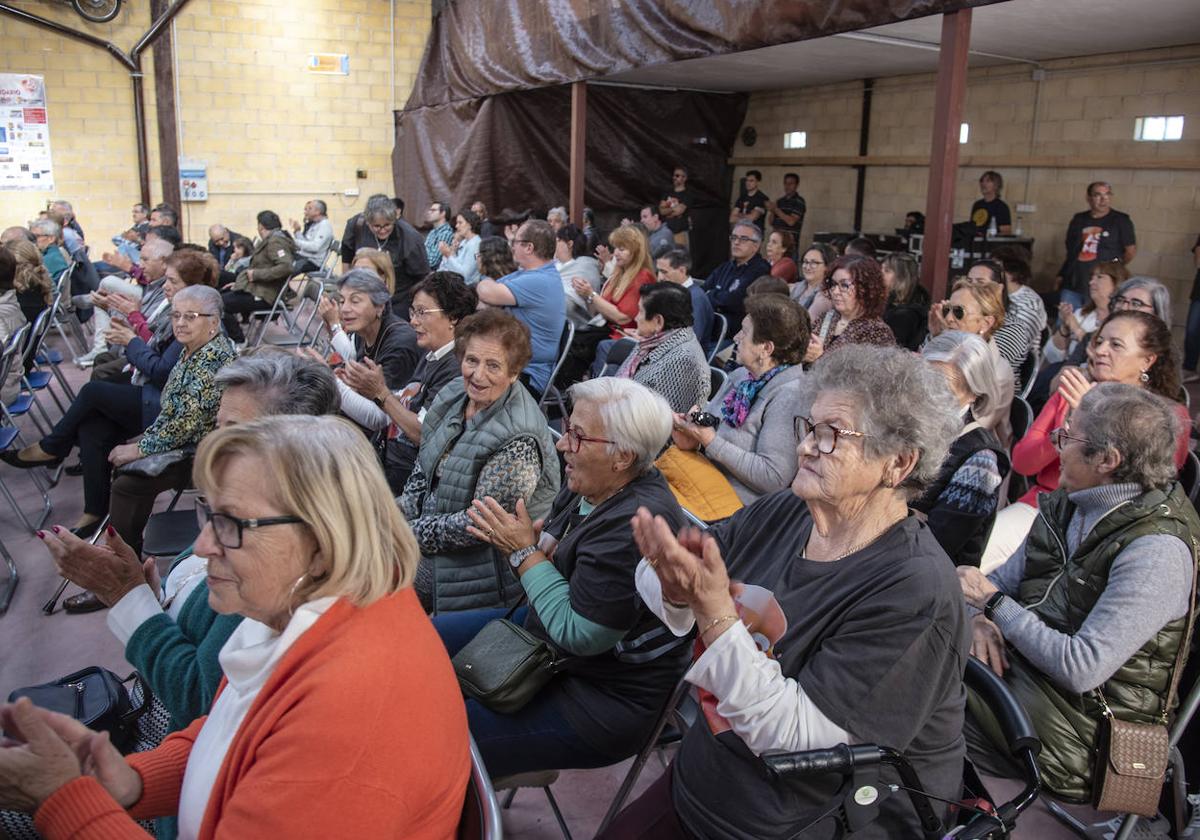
[[823, 278, 855, 293], [367, 222, 394, 233], [1110, 294, 1152, 310], [563, 425, 616, 454], [1049, 427, 1092, 450], [408, 306, 444, 319], [794, 416, 871, 454], [729, 234, 759, 245], [801, 260, 825, 268], [196, 498, 306, 550], [941, 304, 972, 320], [170, 311, 217, 323], [514, 239, 534, 247]]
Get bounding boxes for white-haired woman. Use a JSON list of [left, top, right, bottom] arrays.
[[0, 416, 470, 837], [917, 331, 1013, 568], [604, 345, 970, 839], [959, 384, 1200, 803], [434, 377, 691, 778]]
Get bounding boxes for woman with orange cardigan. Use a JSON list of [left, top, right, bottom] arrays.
[[0, 416, 469, 839]]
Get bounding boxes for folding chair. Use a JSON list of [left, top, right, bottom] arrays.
[[21, 306, 70, 418], [707, 312, 728, 364], [141, 487, 201, 559], [0, 532, 17, 615], [1018, 351, 1039, 400], [491, 771, 572, 840], [246, 278, 313, 346], [34, 298, 77, 401], [458, 734, 504, 840], [50, 264, 90, 356], [310, 239, 341, 282], [0, 326, 53, 533], [538, 322, 576, 421], [261, 279, 325, 348], [708, 365, 728, 400]]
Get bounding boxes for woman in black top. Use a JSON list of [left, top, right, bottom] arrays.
[[881, 252, 930, 351]]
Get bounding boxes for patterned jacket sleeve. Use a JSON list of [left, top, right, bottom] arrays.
[[138, 341, 232, 455]]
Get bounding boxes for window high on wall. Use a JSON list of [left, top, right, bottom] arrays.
[[959, 123, 970, 144], [1134, 115, 1184, 141], [784, 130, 807, 149]]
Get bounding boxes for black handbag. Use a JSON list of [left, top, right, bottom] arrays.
[[452, 618, 567, 715], [8, 667, 150, 754]]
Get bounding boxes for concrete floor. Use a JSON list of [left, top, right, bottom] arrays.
[[1, 329, 1187, 839]]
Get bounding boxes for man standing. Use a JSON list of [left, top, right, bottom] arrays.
[[424, 201, 454, 270], [1056, 181, 1136, 309], [657, 247, 714, 356], [640, 205, 675, 257], [290, 199, 334, 273], [970, 171, 1012, 237], [705, 222, 770, 329], [660, 166, 693, 247], [767, 172, 807, 252], [730, 170, 769, 233], [475, 219, 565, 395]]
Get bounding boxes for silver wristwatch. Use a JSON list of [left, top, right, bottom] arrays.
[[508, 545, 538, 569]]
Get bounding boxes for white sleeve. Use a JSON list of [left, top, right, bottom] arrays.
[[330, 329, 357, 361], [634, 558, 696, 636], [335, 380, 389, 429], [687, 622, 852, 756], [106, 584, 166, 647]]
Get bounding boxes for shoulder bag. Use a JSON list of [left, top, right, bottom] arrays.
[[8, 667, 151, 754]]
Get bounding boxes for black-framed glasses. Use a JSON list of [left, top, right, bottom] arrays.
[[196, 498, 305, 550], [1049, 427, 1092, 450], [1110, 294, 1152, 310], [794, 416, 871, 454], [729, 234, 759, 245], [941, 304, 970, 320], [563, 425, 615, 454], [823, 278, 855, 293]]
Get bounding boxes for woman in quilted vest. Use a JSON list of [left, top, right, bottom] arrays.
[[400, 308, 559, 614], [959, 383, 1200, 802]]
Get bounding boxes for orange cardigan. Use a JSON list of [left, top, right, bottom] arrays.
[[35, 588, 470, 840]]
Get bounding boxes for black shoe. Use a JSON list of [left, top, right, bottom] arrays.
[[65, 460, 84, 476], [70, 520, 104, 541], [63, 591, 105, 614], [0, 449, 64, 470]]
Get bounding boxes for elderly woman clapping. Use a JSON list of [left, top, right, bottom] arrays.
[[433, 377, 690, 778], [959, 383, 1200, 803], [602, 345, 971, 839], [0, 415, 470, 837]]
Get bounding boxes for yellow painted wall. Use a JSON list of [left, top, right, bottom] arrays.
[[732, 45, 1200, 325], [0, 0, 429, 248]]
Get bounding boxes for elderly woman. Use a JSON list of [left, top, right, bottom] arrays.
[[433, 377, 690, 776], [336, 271, 479, 492], [615, 282, 709, 414], [317, 268, 419, 427], [791, 241, 837, 316], [401, 309, 560, 613], [602, 345, 970, 839], [342, 200, 430, 312], [0, 416, 470, 837], [670, 294, 809, 507], [351, 247, 397, 293], [3, 286, 234, 541], [917, 332, 1013, 568], [882, 252, 930, 350], [438, 208, 482, 286], [1111, 274, 1171, 321], [808, 254, 895, 360], [959, 383, 1199, 803]]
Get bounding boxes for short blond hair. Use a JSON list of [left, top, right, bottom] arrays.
[[951, 276, 1006, 336], [353, 247, 396, 293], [193, 415, 417, 605]]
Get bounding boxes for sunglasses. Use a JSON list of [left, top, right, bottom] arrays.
[[941, 304, 971, 320]]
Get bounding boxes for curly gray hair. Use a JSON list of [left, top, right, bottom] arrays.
[[807, 345, 963, 495], [1074, 382, 1179, 489]]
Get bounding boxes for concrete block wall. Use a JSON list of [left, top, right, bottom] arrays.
[[0, 0, 430, 247]]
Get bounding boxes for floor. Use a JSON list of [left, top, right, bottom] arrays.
[[1, 328, 1191, 839]]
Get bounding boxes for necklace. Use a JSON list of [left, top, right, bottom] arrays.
[[802, 513, 905, 562]]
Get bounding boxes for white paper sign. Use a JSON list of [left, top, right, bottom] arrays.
[[0, 73, 54, 191]]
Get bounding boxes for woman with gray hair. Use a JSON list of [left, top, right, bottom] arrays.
[[1110, 274, 1172, 323], [341, 198, 431, 311], [605, 345, 971, 839], [959, 382, 1200, 803], [433, 377, 691, 778], [315, 268, 418, 427], [916, 331, 1013, 568]]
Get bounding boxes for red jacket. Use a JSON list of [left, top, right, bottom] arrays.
[[35, 588, 469, 840]]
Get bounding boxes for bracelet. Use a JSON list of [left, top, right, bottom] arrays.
[[699, 614, 739, 637]]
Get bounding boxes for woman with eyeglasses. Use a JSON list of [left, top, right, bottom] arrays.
[[3, 285, 234, 544], [790, 242, 836, 315], [603, 346, 970, 839], [400, 309, 560, 613], [434, 377, 690, 778], [959, 383, 1200, 804], [982, 310, 1192, 570], [0, 416, 471, 838], [806, 254, 895, 362], [1110, 275, 1171, 322]]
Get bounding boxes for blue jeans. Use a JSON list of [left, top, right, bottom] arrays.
[[432, 607, 614, 778], [1185, 299, 1200, 371], [1058, 288, 1084, 311]]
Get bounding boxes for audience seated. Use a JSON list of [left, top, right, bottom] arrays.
[[656, 247, 715, 357], [0, 415, 469, 838], [640, 204, 675, 257], [706, 222, 770, 331], [928, 276, 1012, 391], [4, 238, 52, 326], [791, 241, 837, 316], [917, 332, 1012, 568], [997, 254, 1048, 384], [350, 246, 397, 293], [30, 217, 70, 279], [983, 310, 1191, 570], [556, 223, 603, 329], [206, 223, 244, 274], [614, 282, 708, 414], [745, 275, 789, 298], [808, 254, 896, 360], [668, 294, 809, 509], [881, 252, 930, 350], [339, 195, 430, 312], [424, 200, 455, 270], [476, 235, 517, 284], [78, 239, 178, 368], [336, 271, 478, 493], [438, 208, 482, 285], [0, 248, 27, 404], [434, 377, 690, 777], [1111, 274, 1171, 321], [603, 345, 969, 839], [765, 230, 798, 284], [400, 309, 560, 612], [221, 210, 295, 342], [960, 383, 1199, 803], [289, 199, 333, 273]]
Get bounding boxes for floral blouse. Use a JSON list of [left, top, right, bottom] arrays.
[[138, 336, 236, 455]]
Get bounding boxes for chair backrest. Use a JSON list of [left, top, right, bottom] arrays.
[[0, 323, 31, 390], [1178, 450, 1200, 506], [708, 365, 728, 401], [1179, 384, 1191, 410], [1010, 395, 1033, 442], [1017, 352, 1039, 399], [538, 321, 576, 411], [708, 312, 728, 363], [22, 306, 55, 370], [457, 734, 503, 840]]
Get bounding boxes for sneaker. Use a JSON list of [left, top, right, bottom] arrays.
[[73, 348, 103, 368]]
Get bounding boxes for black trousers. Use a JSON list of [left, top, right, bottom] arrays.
[[220, 290, 261, 342], [41, 381, 147, 516], [109, 460, 192, 556]]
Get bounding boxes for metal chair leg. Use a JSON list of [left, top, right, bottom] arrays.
[[541, 786, 573, 840], [0, 536, 17, 615]]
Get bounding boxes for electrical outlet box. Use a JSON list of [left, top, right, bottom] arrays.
[[1016, 203, 1037, 213], [343, 187, 360, 197], [356, 169, 368, 179]]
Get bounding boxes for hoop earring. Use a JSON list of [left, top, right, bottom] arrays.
[[1140, 370, 1150, 384], [287, 573, 309, 617]]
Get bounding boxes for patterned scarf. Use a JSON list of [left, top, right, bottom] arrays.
[[616, 328, 676, 378], [721, 364, 789, 428]]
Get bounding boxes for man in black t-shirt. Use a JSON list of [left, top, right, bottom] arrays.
[[767, 171, 806, 252], [660, 165, 694, 247], [730, 169, 769, 233], [1055, 181, 1137, 309], [969, 170, 1012, 236]]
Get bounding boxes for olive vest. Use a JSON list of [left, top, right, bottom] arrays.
[[1001, 482, 1199, 802], [415, 379, 560, 614]]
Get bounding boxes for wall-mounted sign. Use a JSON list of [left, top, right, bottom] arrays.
[[306, 54, 350, 75], [0, 73, 54, 191], [180, 158, 208, 201]]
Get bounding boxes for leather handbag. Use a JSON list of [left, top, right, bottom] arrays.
[[114, 445, 195, 479], [7, 667, 150, 754], [452, 619, 564, 715]]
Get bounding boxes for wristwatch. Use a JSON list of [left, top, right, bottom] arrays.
[[372, 393, 388, 408], [983, 591, 1007, 621], [508, 545, 538, 569]]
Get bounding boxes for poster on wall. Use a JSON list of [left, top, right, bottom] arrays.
[[0, 73, 54, 191]]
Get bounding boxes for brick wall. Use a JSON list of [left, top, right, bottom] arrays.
[[0, 0, 429, 249], [732, 45, 1200, 324]]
